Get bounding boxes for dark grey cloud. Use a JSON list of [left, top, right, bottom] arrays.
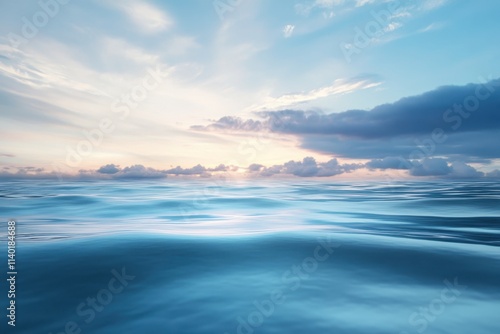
[[97, 164, 121, 174], [300, 129, 500, 160], [193, 78, 500, 161], [248, 157, 363, 177], [208, 164, 233, 172], [284, 157, 322, 177], [117, 165, 166, 179], [412, 159, 485, 178], [17, 166, 45, 174], [486, 170, 500, 178], [88, 164, 166, 179], [85, 163, 234, 179], [246, 157, 485, 178], [366, 156, 410, 170], [248, 164, 265, 172], [165, 164, 207, 176], [365, 157, 485, 178], [259, 165, 283, 177], [448, 161, 484, 178], [409, 158, 452, 176], [270, 79, 500, 138]]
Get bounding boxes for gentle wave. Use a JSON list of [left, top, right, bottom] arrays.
[[0, 180, 499, 333]]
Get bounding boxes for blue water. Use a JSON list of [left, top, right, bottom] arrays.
[[1, 180, 499, 334]]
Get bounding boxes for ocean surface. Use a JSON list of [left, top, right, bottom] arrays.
[[1, 179, 499, 334]]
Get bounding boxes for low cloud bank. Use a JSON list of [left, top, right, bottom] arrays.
[[3, 157, 496, 180]]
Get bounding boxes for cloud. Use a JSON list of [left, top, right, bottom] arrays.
[[191, 116, 264, 132], [248, 157, 363, 177], [79, 164, 166, 179], [420, 0, 448, 11], [366, 156, 486, 177], [384, 22, 403, 33], [418, 22, 444, 33], [283, 156, 321, 176], [486, 170, 500, 178], [0, 157, 490, 180], [365, 157, 485, 178], [111, 0, 173, 33], [101, 37, 159, 65], [0, 162, 239, 180], [283, 25, 295, 38], [408, 159, 485, 178], [264, 79, 500, 138], [299, 130, 500, 160], [296, 0, 380, 15], [246, 156, 486, 179], [355, 0, 378, 7], [366, 156, 410, 170], [81, 165, 167, 179], [314, 0, 344, 8], [409, 158, 451, 176], [164, 163, 233, 176], [294, 0, 420, 22], [217, 76, 381, 113], [248, 163, 265, 172], [449, 161, 484, 178], [165, 164, 207, 176], [108, 164, 166, 179], [97, 164, 120, 174], [209, 164, 234, 172], [0, 42, 106, 96], [195, 78, 500, 162], [17, 167, 45, 174]]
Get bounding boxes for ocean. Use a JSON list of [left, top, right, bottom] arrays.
[[1, 179, 499, 333]]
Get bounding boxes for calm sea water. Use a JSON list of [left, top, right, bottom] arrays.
[[1, 179, 499, 334]]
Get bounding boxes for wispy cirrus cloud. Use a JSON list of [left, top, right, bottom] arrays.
[[0, 43, 105, 96], [420, 0, 448, 11], [246, 77, 382, 111], [307, 0, 449, 12], [418, 22, 444, 33], [109, 0, 174, 33], [100, 37, 160, 66], [296, 0, 378, 15]]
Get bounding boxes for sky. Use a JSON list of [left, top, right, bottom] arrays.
[[1, 0, 500, 179]]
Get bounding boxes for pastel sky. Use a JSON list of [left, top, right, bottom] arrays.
[[1, 0, 500, 179]]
